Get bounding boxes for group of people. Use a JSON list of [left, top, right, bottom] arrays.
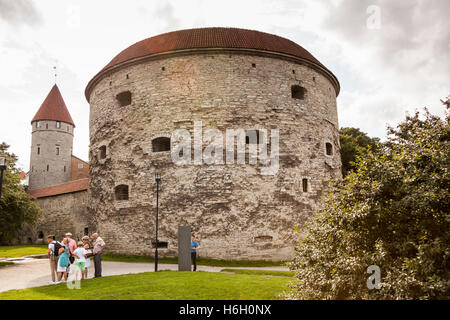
[[46, 232, 106, 284], [46, 233, 199, 283]]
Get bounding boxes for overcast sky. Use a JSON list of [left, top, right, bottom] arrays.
[[0, 0, 448, 171]]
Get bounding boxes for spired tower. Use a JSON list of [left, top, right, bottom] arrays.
[[29, 84, 75, 190]]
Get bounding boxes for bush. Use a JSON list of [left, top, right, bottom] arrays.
[[285, 99, 450, 300]]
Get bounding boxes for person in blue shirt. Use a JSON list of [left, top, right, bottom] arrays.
[[191, 235, 200, 271]]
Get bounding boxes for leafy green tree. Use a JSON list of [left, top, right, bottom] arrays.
[[339, 127, 379, 177], [0, 143, 42, 244], [285, 99, 450, 299]]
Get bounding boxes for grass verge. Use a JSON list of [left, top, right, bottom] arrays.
[[0, 271, 289, 300], [0, 245, 47, 258], [220, 269, 294, 277], [102, 253, 287, 267]]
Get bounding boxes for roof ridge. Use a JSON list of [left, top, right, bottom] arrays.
[[32, 84, 75, 127]]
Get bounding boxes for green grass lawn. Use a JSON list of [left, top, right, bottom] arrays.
[[0, 245, 47, 258], [103, 253, 287, 267], [0, 271, 290, 300], [220, 269, 295, 277]]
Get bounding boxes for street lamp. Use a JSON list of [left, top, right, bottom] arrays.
[[154, 172, 161, 272], [0, 156, 6, 200]]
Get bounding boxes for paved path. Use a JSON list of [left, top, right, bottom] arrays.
[[0, 258, 288, 293]]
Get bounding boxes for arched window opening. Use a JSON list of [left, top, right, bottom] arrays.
[[291, 85, 306, 100], [326, 142, 333, 156], [38, 231, 44, 239], [115, 185, 129, 201], [302, 178, 308, 192], [152, 137, 171, 152], [116, 91, 132, 106]]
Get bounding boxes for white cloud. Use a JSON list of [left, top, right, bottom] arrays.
[[0, 0, 448, 171]]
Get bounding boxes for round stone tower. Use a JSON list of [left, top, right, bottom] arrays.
[[85, 27, 341, 260], [29, 84, 75, 190]]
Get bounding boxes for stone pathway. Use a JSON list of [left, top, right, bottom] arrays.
[[0, 258, 288, 293]]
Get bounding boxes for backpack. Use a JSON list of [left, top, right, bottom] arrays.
[[53, 241, 62, 257]]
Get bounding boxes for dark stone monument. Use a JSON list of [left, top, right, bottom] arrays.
[[178, 226, 191, 271]]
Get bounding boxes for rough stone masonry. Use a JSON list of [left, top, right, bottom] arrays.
[[85, 28, 342, 260]]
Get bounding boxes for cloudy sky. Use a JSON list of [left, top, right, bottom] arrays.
[[0, 0, 448, 171]]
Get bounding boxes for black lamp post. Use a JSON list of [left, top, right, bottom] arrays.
[[154, 172, 161, 272], [0, 156, 6, 200]]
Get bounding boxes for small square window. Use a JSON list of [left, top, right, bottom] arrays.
[[116, 91, 132, 106], [78, 163, 84, 169], [291, 85, 306, 100]]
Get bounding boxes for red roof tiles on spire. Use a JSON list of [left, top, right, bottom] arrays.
[[31, 84, 75, 127]]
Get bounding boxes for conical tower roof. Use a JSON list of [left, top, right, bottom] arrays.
[[31, 84, 75, 127]]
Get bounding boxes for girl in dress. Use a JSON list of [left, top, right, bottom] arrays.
[[82, 235, 92, 279], [56, 238, 70, 282]]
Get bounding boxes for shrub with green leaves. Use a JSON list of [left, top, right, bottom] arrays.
[[0, 143, 42, 244], [285, 99, 450, 300]]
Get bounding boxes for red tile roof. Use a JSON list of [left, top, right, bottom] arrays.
[[86, 27, 339, 101], [32, 84, 75, 127], [28, 178, 88, 198]]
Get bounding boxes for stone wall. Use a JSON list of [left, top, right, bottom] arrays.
[[71, 156, 89, 181], [87, 51, 341, 260], [29, 120, 74, 190], [34, 190, 92, 242]]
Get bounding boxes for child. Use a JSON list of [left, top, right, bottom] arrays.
[[73, 241, 88, 280], [82, 236, 92, 279]]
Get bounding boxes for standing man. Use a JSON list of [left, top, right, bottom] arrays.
[[47, 235, 60, 284], [191, 235, 200, 272], [92, 233, 106, 278]]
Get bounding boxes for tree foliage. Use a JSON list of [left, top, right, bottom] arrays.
[[339, 127, 379, 177], [286, 99, 450, 299], [0, 143, 42, 244]]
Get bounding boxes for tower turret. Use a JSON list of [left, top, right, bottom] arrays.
[[29, 84, 75, 190]]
